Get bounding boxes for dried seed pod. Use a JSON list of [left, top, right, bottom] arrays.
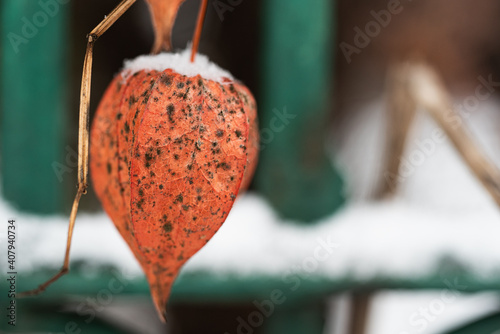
[[90, 57, 258, 321]]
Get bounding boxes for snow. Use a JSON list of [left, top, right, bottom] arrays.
[[122, 47, 234, 83], [365, 291, 500, 334], [331, 97, 500, 279], [322, 292, 500, 334], [329, 96, 500, 334], [2, 98, 500, 281], [3, 92, 500, 280], [2, 92, 500, 333], [2, 190, 500, 280], [336, 96, 500, 211]]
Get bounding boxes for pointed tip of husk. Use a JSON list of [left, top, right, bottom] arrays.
[[148, 276, 173, 323]]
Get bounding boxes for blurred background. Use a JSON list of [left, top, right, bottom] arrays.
[[2, 0, 500, 333]]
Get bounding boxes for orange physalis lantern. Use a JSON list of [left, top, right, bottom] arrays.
[[90, 50, 259, 321]]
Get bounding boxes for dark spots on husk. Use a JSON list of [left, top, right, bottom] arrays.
[[195, 141, 202, 151], [182, 87, 190, 100], [217, 162, 231, 170], [145, 151, 154, 162], [160, 74, 173, 86], [183, 228, 194, 237], [163, 222, 173, 233], [128, 95, 138, 108], [167, 104, 175, 123], [145, 148, 155, 168], [174, 194, 183, 203]]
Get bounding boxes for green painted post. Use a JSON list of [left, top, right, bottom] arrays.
[[262, 303, 326, 334], [0, 0, 69, 213], [444, 313, 500, 334], [0, 301, 126, 333], [256, 0, 345, 222]]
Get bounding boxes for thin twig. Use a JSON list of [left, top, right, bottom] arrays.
[[408, 63, 500, 207], [191, 0, 208, 62], [18, 0, 137, 297], [377, 64, 418, 197]]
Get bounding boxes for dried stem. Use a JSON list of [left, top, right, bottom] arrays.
[[18, 0, 137, 297], [380, 62, 500, 207], [191, 0, 208, 62], [377, 64, 417, 197], [409, 64, 500, 206]]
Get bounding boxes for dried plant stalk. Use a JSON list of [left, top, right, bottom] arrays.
[[380, 62, 500, 207], [408, 63, 500, 206], [377, 64, 418, 197]]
